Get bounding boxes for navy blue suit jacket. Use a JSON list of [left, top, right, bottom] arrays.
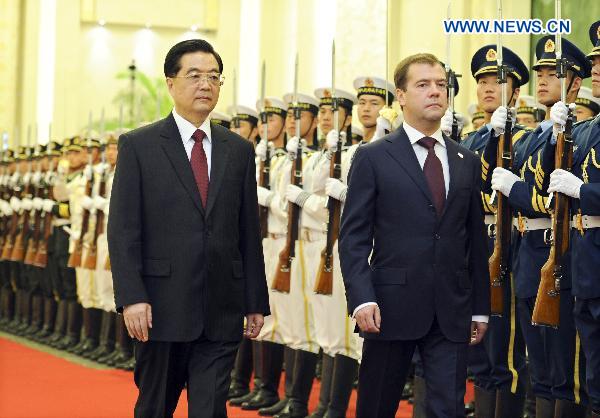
[[339, 125, 490, 343]]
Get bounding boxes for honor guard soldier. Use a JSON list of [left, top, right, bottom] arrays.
[[535, 21, 600, 418], [0, 148, 16, 328], [453, 44, 530, 418], [273, 92, 321, 418], [575, 86, 600, 122], [353, 76, 396, 143], [228, 105, 259, 144], [489, 35, 591, 417], [233, 97, 288, 412], [209, 110, 232, 130], [516, 95, 545, 129], [468, 103, 487, 132]]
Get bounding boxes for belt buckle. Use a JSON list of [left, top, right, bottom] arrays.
[[517, 214, 526, 235], [576, 212, 585, 236]]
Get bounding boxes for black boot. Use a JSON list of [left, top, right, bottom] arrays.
[[16, 290, 33, 334], [33, 297, 57, 341], [76, 308, 102, 357], [69, 308, 91, 354], [55, 301, 82, 350], [524, 376, 536, 418], [323, 354, 359, 418], [0, 288, 15, 328], [47, 299, 68, 346], [535, 397, 555, 418], [307, 354, 334, 418], [103, 316, 132, 366], [553, 399, 587, 418], [88, 311, 116, 361], [412, 376, 427, 418], [275, 349, 318, 418], [6, 289, 23, 332], [259, 345, 294, 416], [229, 337, 253, 399], [241, 341, 284, 410], [24, 294, 43, 336], [495, 389, 525, 418], [473, 386, 496, 418]]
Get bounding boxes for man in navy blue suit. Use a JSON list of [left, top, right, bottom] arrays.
[[339, 53, 490, 418]]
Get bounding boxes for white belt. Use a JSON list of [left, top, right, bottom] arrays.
[[512, 216, 551, 232], [571, 214, 600, 232], [301, 229, 327, 242], [484, 214, 495, 225]]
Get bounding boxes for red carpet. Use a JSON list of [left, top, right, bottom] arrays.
[[0, 336, 472, 417]]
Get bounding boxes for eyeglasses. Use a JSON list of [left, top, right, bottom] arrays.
[[171, 72, 225, 87]]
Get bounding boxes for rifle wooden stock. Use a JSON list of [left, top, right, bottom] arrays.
[[0, 212, 17, 260], [67, 171, 93, 268], [258, 151, 270, 239], [10, 233, 25, 262], [314, 142, 343, 295], [532, 121, 573, 328], [24, 185, 43, 265], [272, 148, 302, 293], [104, 254, 111, 271], [488, 123, 513, 316], [83, 169, 107, 270], [34, 172, 55, 268]]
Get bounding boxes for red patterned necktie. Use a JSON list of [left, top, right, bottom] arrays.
[[191, 129, 209, 207], [417, 137, 446, 216]]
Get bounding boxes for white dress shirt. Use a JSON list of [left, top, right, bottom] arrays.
[[353, 122, 488, 324], [172, 108, 213, 179]]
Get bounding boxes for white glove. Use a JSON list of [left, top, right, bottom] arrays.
[[42, 199, 55, 213], [547, 168, 583, 199], [325, 178, 348, 202], [550, 102, 576, 139], [255, 140, 268, 161], [32, 197, 43, 211], [3, 201, 12, 217], [257, 186, 274, 207], [373, 116, 391, 142], [94, 163, 108, 175], [68, 228, 81, 241], [9, 172, 19, 187], [285, 184, 307, 206], [22, 171, 31, 185], [93, 195, 108, 212], [31, 171, 42, 185], [44, 171, 55, 185], [80, 195, 94, 211], [491, 167, 520, 197], [83, 165, 93, 179], [326, 130, 340, 152], [491, 106, 516, 136], [53, 183, 69, 202], [286, 136, 299, 158], [441, 109, 454, 137], [20, 197, 33, 211], [9, 196, 21, 212]]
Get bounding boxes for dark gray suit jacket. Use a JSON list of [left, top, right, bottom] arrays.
[[108, 113, 269, 342]]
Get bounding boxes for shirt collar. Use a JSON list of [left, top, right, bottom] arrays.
[[403, 121, 446, 148], [539, 119, 553, 135], [172, 108, 212, 144]]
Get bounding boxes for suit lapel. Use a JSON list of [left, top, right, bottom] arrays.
[[205, 125, 231, 218], [159, 114, 205, 216], [384, 126, 433, 204], [440, 137, 465, 220]]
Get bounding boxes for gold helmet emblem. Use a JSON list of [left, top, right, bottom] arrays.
[[323, 89, 331, 98], [364, 78, 374, 87], [545, 38, 555, 53], [486, 48, 497, 61]]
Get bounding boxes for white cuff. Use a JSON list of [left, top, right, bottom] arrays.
[[352, 302, 378, 318], [472, 315, 489, 324]]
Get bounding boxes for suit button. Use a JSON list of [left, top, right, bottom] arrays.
[[434, 234, 441, 240]]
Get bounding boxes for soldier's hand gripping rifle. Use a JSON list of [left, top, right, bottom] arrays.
[[532, 2, 570, 328], [272, 54, 301, 294], [315, 40, 341, 295], [488, 6, 513, 316]]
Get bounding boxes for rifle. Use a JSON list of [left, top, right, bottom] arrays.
[[532, 4, 570, 328], [315, 40, 340, 295], [445, 1, 462, 142], [83, 161, 106, 270], [23, 162, 43, 265], [488, 0, 512, 316], [10, 127, 33, 262], [68, 113, 94, 268], [33, 167, 55, 268], [272, 54, 301, 294], [258, 62, 270, 239]]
